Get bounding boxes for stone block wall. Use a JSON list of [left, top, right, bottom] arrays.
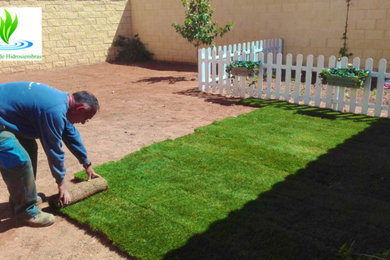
[[0, 0, 131, 74]]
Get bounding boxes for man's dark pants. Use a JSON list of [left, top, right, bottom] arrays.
[[0, 128, 39, 218]]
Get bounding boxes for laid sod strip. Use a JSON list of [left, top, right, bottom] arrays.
[[62, 99, 390, 259]]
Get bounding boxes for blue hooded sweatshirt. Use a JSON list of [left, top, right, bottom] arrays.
[[0, 81, 89, 184]]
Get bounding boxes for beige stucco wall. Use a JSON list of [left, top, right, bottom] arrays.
[[130, 0, 390, 65], [0, 0, 131, 74]]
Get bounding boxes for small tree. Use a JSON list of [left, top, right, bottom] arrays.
[[172, 0, 233, 61]]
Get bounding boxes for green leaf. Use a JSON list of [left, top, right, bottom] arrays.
[[0, 18, 7, 44], [0, 10, 18, 44], [4, 9, 11, 30], [4, 9, 11, 43], [7, 14, 17, 42]]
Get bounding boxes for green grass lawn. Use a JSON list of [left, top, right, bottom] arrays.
[[61, 99, 390, 259]]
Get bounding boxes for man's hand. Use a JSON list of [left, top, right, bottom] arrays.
[[58, 182, 71, 205], [85, 166, 101, 181]]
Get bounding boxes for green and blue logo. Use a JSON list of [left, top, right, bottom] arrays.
[[0, 9, 18, 44], [0, 7, 41, 60]]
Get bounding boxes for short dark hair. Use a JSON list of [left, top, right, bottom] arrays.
[[72, 91, 99, 111]]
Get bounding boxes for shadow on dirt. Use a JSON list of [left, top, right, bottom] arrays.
[[0, 202, 22, 232], [108, 60, 197, 73], [135, 76, 195, 85], [175, 88, 242, 106], [164, 106, 390, 259]]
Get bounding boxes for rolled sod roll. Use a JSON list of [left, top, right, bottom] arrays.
[[49, 177, 108, 209]]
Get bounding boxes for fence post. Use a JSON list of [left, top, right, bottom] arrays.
[[205, 47, 211, 92], [293, 54, 303, 104], [348, 57, 361, 113], [238, 51, 246, 98], [314, 55, 324, 107], [283, 54, 293, 101], [256, 52, 265, 99], [198, 48, 204, 91], [218, 49, 225, 95], [304, 55, 313, 105], [325, 56, 337, 109], [211, 48, 217, 94], [374, 59, 387, 117], [248, 49, 256, 97], [361, 58, 373, 115], [275, 53, 282, 99], [266, 52, 273, 99], [335, 57, 349, 112]]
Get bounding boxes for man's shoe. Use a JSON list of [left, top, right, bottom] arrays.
[[22, 211, 55, 227]]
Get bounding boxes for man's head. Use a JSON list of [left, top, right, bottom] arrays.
[[67, 91, 99, 124]]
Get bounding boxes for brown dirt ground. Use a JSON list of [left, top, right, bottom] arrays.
[[0, 62, 256, 259]]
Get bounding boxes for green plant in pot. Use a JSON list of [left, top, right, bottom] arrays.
[[226, 60, 262, 77], [226, 60, 262, 87], [319, 64, 370, 88]]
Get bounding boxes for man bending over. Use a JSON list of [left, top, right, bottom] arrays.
[[0, 81, 100, 227]]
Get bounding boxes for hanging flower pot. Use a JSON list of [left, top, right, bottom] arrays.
[[319, 67, 371, 88], [230, 67, 253, 77], [226, 60, 262, 78]]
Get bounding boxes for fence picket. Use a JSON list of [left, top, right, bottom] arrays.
[[294, 54, 303, 104], [275, 53, 283, 99], [249, 50, 256, 97], [256, 52, 265, 98], [304, 55, 313, 105], [231, 51, 239, 96], [218, 49, 225, 95], [348, 57, 361, 113], [361, 58, 373, 115], [325, 56, 337, 109], [238, 51, 247, 97], [226, 50, 233, 95], [204, 48, 211, 92], [264, 40, 269, 63], [211, 48, 217, 93], [198, 48, 204, 91], [374, 59, 387, 117], [336, 86, 346, 112], [314, 55, 324, 107], [266, 52, 273, 99], [284, 54, 293, 101], [278, 39, 283, 56], [335, 57, 349, 111]]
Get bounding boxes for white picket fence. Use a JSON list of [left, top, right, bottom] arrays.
[[198, 38, 283, 89], [198, 46, 390, 118]]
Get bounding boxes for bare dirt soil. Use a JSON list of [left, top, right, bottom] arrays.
[[0, 62, 255, 259]]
